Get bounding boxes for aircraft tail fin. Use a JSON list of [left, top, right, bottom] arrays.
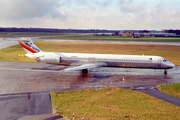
[[4, 37, 44, 54]]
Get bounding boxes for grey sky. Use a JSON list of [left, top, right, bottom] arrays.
[[0, 0, 180, 30]]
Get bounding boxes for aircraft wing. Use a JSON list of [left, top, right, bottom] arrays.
[[63, 62, 107, 72]]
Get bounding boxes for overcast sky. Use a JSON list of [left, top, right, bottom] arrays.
[[0, 0, 180, 30]]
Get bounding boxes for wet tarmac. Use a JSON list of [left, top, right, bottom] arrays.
[[0, 61, 180, 119], [1, 61, 180, 94]]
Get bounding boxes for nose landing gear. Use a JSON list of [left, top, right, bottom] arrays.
[[82, 69, 88, 73], [164, 69, 167, 74]]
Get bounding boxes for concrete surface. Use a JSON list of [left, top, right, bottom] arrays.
[[0, 92, 53, 120], [137, 89, 180, 107], [18, 114, 66, 120], [1, 61, 180, 94]]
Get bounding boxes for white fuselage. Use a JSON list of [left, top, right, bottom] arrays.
[[27, 52, 175, 69]]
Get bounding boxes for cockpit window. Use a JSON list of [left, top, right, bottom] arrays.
[[163, 58, 167, 62]]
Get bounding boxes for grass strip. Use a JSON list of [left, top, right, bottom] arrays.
[[40, 36, 180, 42], [51, 88, 180, 120], [0, 33, 76, 38], [0, 44, 35, 62], [157, 83, 180, 99], [0, 42, 180, 65]]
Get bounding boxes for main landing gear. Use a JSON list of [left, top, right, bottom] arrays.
[[82, 69, 88, 73], [164, 69, 167, 74]]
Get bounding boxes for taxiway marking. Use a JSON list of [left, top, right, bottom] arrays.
[[0, 67, 60, 73]]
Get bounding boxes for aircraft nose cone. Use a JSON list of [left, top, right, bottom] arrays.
[[172, 63, 175, 67], [168, 62, 175, 68]]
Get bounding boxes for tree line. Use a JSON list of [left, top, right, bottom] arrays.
[[163, 29, 180, 35], [0, 27, 118, 33]]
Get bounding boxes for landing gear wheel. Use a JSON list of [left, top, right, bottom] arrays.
[[82, 69, 88, 73], [164, 70, 167, 74]]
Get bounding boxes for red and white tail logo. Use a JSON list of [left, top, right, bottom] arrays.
[[4, 37, 43, 54]]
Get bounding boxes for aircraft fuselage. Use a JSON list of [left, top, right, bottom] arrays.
[[27, 52, 175, 70]]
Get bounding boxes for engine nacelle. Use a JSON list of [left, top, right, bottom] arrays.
[[38, 55, 60, 63]]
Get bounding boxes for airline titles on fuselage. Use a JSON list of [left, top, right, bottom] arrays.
[[66, 56, 153, 63]]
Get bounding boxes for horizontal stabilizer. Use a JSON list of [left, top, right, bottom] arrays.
[[4, 37, 31, 42]]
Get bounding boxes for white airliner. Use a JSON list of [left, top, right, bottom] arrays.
[[4, 37, 175, 74]]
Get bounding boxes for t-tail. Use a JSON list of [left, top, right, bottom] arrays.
[[4, 37, 43, 54]]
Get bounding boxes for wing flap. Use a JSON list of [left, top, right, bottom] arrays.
[[63, 62, 107, 72]]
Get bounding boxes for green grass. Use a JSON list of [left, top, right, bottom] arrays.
[[0, 44, 34, 62], [40, 35, 180, 42], [51, 88, 180, 120], [157, 83, 180, 99], [0, 33, 78, 38]]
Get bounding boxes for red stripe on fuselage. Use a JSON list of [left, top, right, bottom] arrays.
[[18, 41, 38, 53]]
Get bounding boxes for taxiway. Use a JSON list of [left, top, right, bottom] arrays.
[[1, 61, 179, 94], [0, 61, 180, 119]]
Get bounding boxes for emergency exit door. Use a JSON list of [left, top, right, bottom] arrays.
[[158, 60, 161, 66]]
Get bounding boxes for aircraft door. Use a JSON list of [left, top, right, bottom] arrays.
[[59, 57, 61, 63], [158, 60, 161, 66]]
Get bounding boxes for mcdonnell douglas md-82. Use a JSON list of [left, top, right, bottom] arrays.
[[4, 37, 175, 74]]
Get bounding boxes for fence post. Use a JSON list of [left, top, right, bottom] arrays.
[[73, 113, 75, 120], [55, 106, 57, 113]]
